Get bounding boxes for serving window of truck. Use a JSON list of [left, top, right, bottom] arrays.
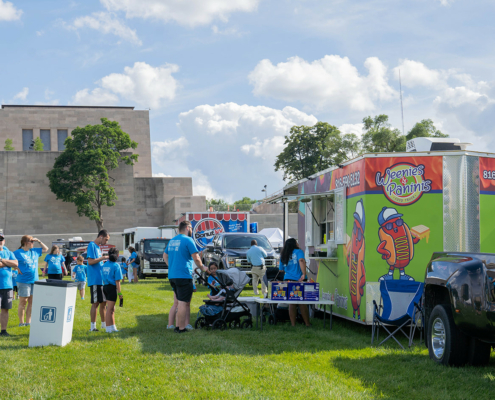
[[270, 138, 495, 325]]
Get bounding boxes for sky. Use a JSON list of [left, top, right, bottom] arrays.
[[1, 0, 495, 201]]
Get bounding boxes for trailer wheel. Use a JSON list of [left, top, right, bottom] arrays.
[[467, 336, 492, 366], [212, 319, 227, 331], [428, 304, 468, 366]]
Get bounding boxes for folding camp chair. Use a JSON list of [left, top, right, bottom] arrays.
[[371, 280, 424, 349]]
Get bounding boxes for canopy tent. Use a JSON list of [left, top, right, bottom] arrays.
[[259, 228, 288, 248]]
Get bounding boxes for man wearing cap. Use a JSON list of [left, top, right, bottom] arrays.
[[0, 233, 19, 336]]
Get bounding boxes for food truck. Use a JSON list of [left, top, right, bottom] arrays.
[[269, 137, 493, 324], [177, 212, 250, 249]]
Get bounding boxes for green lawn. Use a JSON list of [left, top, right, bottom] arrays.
[[3, 273, 494, 399]]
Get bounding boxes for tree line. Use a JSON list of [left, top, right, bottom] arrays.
[[274, 115, 447, 182]]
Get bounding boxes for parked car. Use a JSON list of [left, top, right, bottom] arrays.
[[201, 233, 280, 282], [424, 252, 495, 366]]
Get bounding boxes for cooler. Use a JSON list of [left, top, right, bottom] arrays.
[[29, 279, 78, 348]]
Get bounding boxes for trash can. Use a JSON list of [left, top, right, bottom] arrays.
[[29, 279, 78, 348]]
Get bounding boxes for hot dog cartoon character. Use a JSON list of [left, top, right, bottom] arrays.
[[346, 199, 366, 320], [377, 207, 420, 281]]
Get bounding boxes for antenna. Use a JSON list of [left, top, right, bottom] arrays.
[[399, 69, 405, 136]]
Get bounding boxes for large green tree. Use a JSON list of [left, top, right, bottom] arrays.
[[406, 119, 448, 140], [274, 122, 360, 182], [47, 118, 138, 231], [361, 115, 406, 153]]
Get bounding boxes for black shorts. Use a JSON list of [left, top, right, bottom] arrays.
[[90, 285, 106, 304], [0, 289, 13, 310], [13, 286, 17, 293], [103, 284, 118, 302], [169, 278, 194, 302], [48, 274, 63, 280]]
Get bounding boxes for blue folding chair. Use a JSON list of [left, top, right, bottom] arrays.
[[371, 280, 424, 349]]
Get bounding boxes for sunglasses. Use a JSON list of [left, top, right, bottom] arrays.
[[0, 237, 4, 241], [385, 218, 404, 230], [352, 222, 363, 242], [29, 240, 35, 243]]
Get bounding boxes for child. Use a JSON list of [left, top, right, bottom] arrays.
[[102, 247, 123, 333], [207, 262, 221, 296], [127, 258, 134, 283], [12, 267, 18, 300], [72, 255, 87, 300], [120, 257, 128, 284]]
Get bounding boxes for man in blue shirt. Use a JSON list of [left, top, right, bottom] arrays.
[[163, 221, 208, 333], [0, 233, 18, 336], [246, 239, 268, 297], [87, 230, 110, 332]]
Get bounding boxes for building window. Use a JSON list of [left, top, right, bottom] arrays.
[[57, 129, 68, 151], [22, 129, 33, 151], [40, 129, 51, 151]]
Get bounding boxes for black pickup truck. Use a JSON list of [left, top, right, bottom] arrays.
[[424, 252, 495, 366], [201, 233, 280, 280]]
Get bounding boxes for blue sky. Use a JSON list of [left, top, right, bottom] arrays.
[[1, 0, 494, 201]]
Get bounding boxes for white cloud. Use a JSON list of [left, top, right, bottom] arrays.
[[72, 62, 179, 108], [71, 88, 119, 106], [100, 62, 179, 108], [151, 103, 317, 199], [248, 55, 397, 111], [69, 12, 142, 45], [0, 0, 22, 21], [13, 87, 28, 100], [100, 0, 260, 27], [438, 0, 454, 5], [152, 172, 172, 178], [338, 123, 364, 137], [435, 86, 490, 108], [393, 59, 448, 90], [36, 30, 44, 36], [211, 25, 241, 36]]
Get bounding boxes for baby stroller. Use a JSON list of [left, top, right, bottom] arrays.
[[195, 268, 253, 330]]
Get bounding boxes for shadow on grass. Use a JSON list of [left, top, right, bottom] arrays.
[[332, 351, 495, 399], [131, 312, 378, 356]]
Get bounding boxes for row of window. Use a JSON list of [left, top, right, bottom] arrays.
[[22, 129, 68, 151]]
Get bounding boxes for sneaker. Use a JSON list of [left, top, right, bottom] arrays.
[[90, 328, 99, 332], [177, 329, 188, 334], [0, 331, 10, 336], [25, 323, 30, 326], [19, 323, 25, 327], [185, 324, 194, 331], [81, 298, 85, 300], [167, 325, 175, 330], [174, 327, 179, 333]]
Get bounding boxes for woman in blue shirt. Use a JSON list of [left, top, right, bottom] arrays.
[[43, 245, 67, 280], [14, 235, 48, 326], [128, 246, 139, 283], [279, 238, 311, 327]]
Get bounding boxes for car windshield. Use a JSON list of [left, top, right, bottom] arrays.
[[144, 239, 170, 254], [224, 235, 272, 250]]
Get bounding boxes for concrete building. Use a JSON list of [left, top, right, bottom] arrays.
[[0, 105, 205, 245]]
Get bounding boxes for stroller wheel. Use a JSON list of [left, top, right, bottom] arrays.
[[212, 319, 227, 331], [268, 315, 277, 325], [241, 320, 253, 329], [195, 317, 206, 330], [229, 320, 241, 329]]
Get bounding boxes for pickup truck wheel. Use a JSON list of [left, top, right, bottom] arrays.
[[428, 304, 468, 366], [138, 270, 145, 279], [467, 336, 492, 366]]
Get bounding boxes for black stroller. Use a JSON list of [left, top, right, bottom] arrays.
[[195, 268, 253, 330]]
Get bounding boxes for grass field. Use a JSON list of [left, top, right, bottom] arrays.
[[2, 272, 494, 399]]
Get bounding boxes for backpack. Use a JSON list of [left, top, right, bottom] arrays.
[[134, 254, 141, 265]]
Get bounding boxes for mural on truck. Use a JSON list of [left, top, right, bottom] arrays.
[[479, 157, 495, 252], [299, 156, 443, 323], [345, 199, 366, 320]]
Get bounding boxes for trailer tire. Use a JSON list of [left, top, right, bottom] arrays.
[[428, 304, 468, 366], [467, 336, 492, 366]]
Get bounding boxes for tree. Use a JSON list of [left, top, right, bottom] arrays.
[[406, 119, 448, 140], [47, 118, 138, 231], [206, 198, 227, 208], [33, 137, 44, 151], [234, 197, 257, 205], [361, 115, 406, 153], [4, 139, 14, 151], [274, 122, 360, 182]]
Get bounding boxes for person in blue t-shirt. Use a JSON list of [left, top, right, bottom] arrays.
[[101, 248, 123, 333], [279, 238, 310, 327], [128, 247, 139, 283], [163, 221, 208, 333], [207, 262, 221, 296], [246, 239, 268, 297], [43, 245, 67, 280], [72, 255, 87, 300], [120, 257, 128, 284], [87, 230, 110, 332], [0, 234, 19, 336], [14, 235, 48, 327]]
